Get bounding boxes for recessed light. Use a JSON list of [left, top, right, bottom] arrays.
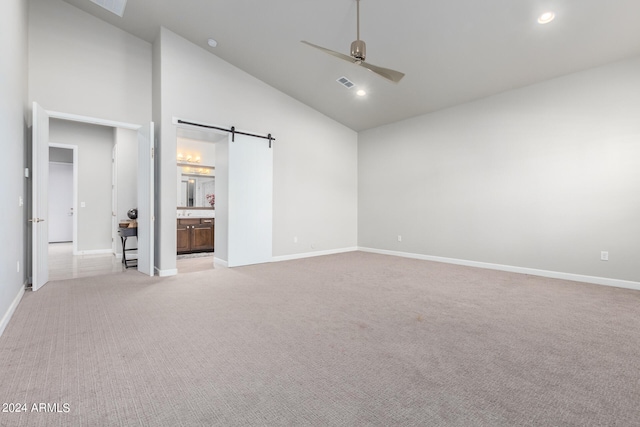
[[207, 38, 218, 48], [356, 89, 367, 97], [537, 11, 555, 24]]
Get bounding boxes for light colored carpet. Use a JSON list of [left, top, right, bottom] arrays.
[[1, 252, 639, 426]]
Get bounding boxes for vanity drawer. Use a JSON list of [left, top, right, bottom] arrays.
[[178, 218, 201, 226]]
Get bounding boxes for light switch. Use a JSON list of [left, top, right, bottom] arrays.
[[81, 202, 86, 208]]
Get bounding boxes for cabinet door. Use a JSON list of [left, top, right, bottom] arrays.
[[177, 221, 191, 254], [202, 218, 214, 251], [191, 221, 214, 252]]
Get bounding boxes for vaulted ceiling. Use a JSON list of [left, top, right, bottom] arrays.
[[62, 0, 640, 131]]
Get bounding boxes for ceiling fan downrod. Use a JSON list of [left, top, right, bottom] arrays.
[[350, 0, 366, 61]]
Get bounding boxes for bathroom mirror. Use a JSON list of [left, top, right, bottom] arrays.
[[178, 168, 215, 208], [176, 133, 218, 208]]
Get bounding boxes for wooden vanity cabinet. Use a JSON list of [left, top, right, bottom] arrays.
[[191, 219, 214, 252], [177, 218, 214, 254]]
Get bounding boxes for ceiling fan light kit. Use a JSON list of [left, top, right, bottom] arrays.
[[302, 0, 405, 83]]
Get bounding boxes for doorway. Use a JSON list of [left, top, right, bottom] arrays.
[[31, 103, 155, 290], [173, 119, 274, 270], [48, 149, 74, 243], [175, 126, 222, 274], [46, 130, 129, 281]]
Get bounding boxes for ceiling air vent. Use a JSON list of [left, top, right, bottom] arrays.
[[336, 76, 355, 89], [89, 0, 128, 17]]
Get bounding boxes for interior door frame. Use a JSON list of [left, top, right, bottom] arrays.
[[48, 143, 78, 251], [32, 106, 155, 290]]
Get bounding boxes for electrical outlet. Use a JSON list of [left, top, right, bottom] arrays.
[[81, 202, 86, 208], [398, 235, 402, 242], [19, 196, 23, 207], [601, 251, 609, 261], [17, 261, 20, 273], [294, 236, 298, 244]]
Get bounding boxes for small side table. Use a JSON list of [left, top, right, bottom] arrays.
[[118, 227, 138, 269]]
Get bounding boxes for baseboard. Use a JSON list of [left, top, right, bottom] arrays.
[[359, 247, 640, 291], [214, 258, 228, 268], [0, 285, 26, 338], [155, 267, 178, 277], [211, 247, 358, 267], [272, 247, 359, 263], [73, 249, 113, 256]]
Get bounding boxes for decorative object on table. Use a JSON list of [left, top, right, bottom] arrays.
[[206, 194, 215, 208], [127, 208, 138, 227]]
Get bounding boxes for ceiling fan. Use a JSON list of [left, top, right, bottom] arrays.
[[301, 0, 405, 83]]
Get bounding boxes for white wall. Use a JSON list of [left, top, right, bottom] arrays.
[[50, 146, 73, 163], [28, 0, 152, 261], [156, 28, 358, 274], [115, 127, 139, 233], [177, 138, 216, 166], [214, 141, 230, 263], [28, 0, 152, 125], [151, 34, 162, 271], [50, 120, 114, 253], [0, 0, 28, 336], [359, 56, 640, 284]]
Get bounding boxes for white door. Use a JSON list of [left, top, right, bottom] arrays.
[[48, 162, 73, 242], [32, 102, 50, 291], [112, 144, 118, 254], [137, 123, 155, 276], [228, 133, 273, 267]]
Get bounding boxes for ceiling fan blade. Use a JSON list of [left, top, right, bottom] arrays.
[[301, 41, 356, 64], [358, 61, 405, 83], [302, 40, 405, 83]]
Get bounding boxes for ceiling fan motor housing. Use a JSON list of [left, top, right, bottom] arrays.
[[350, 40, 366, 61]]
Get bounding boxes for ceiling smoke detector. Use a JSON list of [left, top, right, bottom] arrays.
[[89, 0, 128, 17]]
